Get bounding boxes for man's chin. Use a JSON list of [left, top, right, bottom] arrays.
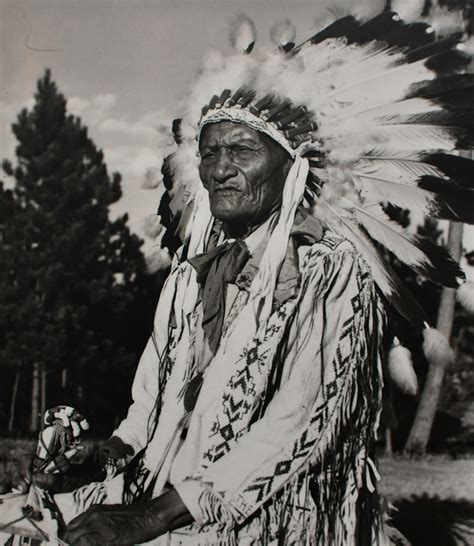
[[210, 200, 251, 224]]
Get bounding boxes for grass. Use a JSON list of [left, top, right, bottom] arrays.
[[379, 455, 474, 502]]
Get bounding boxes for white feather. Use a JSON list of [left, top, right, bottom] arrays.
[[345, 98, 443, 122], [357, 157, 442, 180], [422, 325, 455, 367], [354, 203, 429, 266], [324, 57, 435, 112], [320, 205, 395, 296], [366, 124, 458, 152], [423, 4, 465, 36], [457, 280, 474, 314], [143, 214, 163, 240], [353, 168, 442, 214], [146, 247, 171, 273], [141, 167, 162, 189], [270, 19, 296, 47], [229, 14, 256, 54], [389, 337, 418, 395], [392, 0, 424, 21]]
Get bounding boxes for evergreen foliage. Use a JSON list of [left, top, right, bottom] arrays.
[[0, 70, 158, 434]]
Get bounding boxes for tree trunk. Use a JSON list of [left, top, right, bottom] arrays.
[[385, 427, 393, 457], [404, 221, 464, 455], [8, 364, 21, 432], [30, 361, 41, 433], [61, 367, 67, 390], [40, 365, 47, 421]]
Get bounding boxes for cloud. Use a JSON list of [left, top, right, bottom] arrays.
[[68, 93, 117, 125], [104, 145, 161, 180], [99, 118, 158, 141]]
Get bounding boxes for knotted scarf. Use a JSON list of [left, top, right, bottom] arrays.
[[188, 239, 250, 354]]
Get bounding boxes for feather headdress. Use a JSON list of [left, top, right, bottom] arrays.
[[147, 6, 474, 387]]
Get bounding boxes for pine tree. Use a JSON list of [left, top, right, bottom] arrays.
[[0, 70, 157, 434]]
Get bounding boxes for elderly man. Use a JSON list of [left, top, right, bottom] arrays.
[[6, 8, 474, 546], [45, 120, 383, 546]]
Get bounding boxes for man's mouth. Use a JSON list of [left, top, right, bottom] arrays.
[[213, 187, 243, 194]]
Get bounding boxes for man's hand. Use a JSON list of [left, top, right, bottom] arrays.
[[64, 488, 193, 546], [16, 436, 133, 494], [33, 456, 106, 494], [15, 450, 104, 494]]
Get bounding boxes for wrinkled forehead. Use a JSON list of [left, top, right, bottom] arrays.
[[199, 120, 266, 148]]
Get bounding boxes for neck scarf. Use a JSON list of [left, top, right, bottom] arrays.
[[189, 239, 250, 354]]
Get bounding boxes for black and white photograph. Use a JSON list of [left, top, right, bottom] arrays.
[[1, 1, 474, 544]]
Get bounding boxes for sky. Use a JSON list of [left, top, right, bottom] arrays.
[[1, 0, 473, 261]]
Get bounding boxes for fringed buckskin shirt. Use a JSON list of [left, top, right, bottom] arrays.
[[54, 216, 386, 546]]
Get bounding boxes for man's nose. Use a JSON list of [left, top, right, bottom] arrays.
[[212, 149, 237, 183]]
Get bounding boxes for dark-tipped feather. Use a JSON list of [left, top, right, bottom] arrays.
[[357, 224, 429, 330], [406, 73, 474, 102], [386, 111, 474, 129], [413, 235, 465, 286], [422, 153, 474, 188], [424, 49, 471, 75], [421, 190, 474, 224], [347, 11, 403, 44], [379, 265, 429, 332], [308, 16, 360, 46], [417, 175, 474, 223], [404, 33, 463, 64]]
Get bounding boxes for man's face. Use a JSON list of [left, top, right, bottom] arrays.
[[198, 121, 291, 230]]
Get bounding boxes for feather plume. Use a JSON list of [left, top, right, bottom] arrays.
[[391, 0, 425, 22], [424, 48, 471, 75], [388, 337, 418, 395], [270, 19, 296, 52], [355, 204, 427, 266], [423, 153, 474, 188], [229, 14, 256, 54], [339, 96, 443, 122], [145, 247, 171, 273], [143, 214, 163, 240], [422, 325, 455, 367], [141, 167, 162, 189], [354, 203, 463, 286], [322, 206, 428, 328], [307, 15, 361, 47], [406, 74, 474, 111], [354, 166, 474, 224], [321, 205, 394, 296], [404, 33, 464, 64], [457, 280, 474, 314], [376, 123, 462, 151], [327, 56, 435, 108], [423, 4, 465, 37]]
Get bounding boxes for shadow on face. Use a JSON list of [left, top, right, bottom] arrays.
[[198, 121, 292, 236]]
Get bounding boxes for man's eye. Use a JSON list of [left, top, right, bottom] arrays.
[[201, 152, 216, 162], [231, 147, 255, 158]]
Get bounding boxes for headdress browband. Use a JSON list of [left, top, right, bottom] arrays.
[[199, 88, 319, 157]]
